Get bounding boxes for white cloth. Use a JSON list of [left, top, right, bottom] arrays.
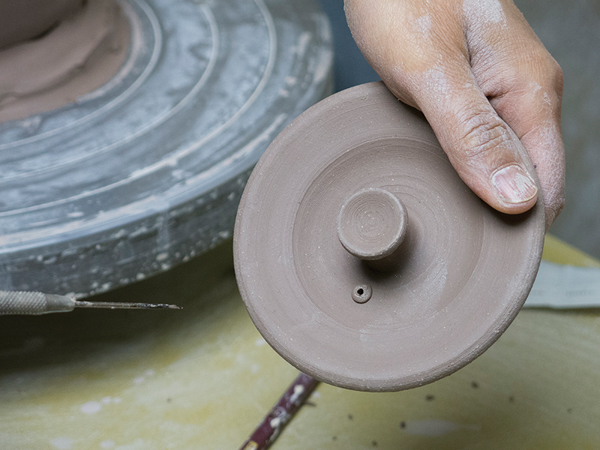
[[524, 261, 600, 308]]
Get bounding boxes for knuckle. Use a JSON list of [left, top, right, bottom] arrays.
[[546, 194, 565, 226], [536, 55, 564, 97], [557, 196, 565, 213], [552, 193, 565, 215], [457, 109, 511, 159], [550, 60, 564, 96]]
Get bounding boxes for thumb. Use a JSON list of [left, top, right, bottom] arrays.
[[406, 66, 539, 215]]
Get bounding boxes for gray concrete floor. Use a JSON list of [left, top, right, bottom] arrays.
[[319, 0, 600, 259]]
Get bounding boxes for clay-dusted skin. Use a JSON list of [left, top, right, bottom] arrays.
[[0, 0, 130, 123], [234, 82, 545, 392]]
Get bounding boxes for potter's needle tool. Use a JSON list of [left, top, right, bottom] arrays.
[[0, 290, 181, 316]]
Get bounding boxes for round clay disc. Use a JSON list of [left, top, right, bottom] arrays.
[[234, 82, 545, 392]]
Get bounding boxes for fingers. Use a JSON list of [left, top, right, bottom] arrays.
[[345, 0, 565, 225], [409, 64, 539, 215], [468, 0, 566, 229], [489, 80, 565, 229], [520, 118, 565, 230]]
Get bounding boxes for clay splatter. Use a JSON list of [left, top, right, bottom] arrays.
[[49, 437, 74, 449], [80, 401, 102, 414]]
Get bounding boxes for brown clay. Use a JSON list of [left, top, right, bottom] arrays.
[[234, 82, 545, 392], [0, 0, 82, 50], [0, 0, 130, 123]]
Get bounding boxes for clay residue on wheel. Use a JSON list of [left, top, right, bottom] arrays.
[[0, 0, 131, 123], [0, 0, 82, 50]]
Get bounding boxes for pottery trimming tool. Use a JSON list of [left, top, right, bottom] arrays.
[[0, 290, 180, 315], [234, 82, 545, 392]]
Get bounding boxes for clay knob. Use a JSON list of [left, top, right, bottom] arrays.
[[337, 188, 407, 261]]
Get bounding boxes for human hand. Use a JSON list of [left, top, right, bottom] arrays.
[[345, 0, 564, 229]]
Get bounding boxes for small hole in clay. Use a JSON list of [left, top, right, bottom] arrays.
[[352, 284, 372, 303]]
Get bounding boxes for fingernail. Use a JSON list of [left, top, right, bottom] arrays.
[[491, 165, 538, 204]]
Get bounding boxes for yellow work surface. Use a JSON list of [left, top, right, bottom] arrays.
[[1, 235, 599, 449]]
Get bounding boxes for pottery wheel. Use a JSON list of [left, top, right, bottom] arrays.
[[0, 0, 332, 296], [234, 82, 545, 391]]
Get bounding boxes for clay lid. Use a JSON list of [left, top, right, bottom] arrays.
[[234, 82, 545, 392]]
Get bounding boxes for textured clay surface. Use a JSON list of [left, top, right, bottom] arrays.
[[337, 187, 407, 262], [234, 82, 545, 391], [0, 0, 130, 123]]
